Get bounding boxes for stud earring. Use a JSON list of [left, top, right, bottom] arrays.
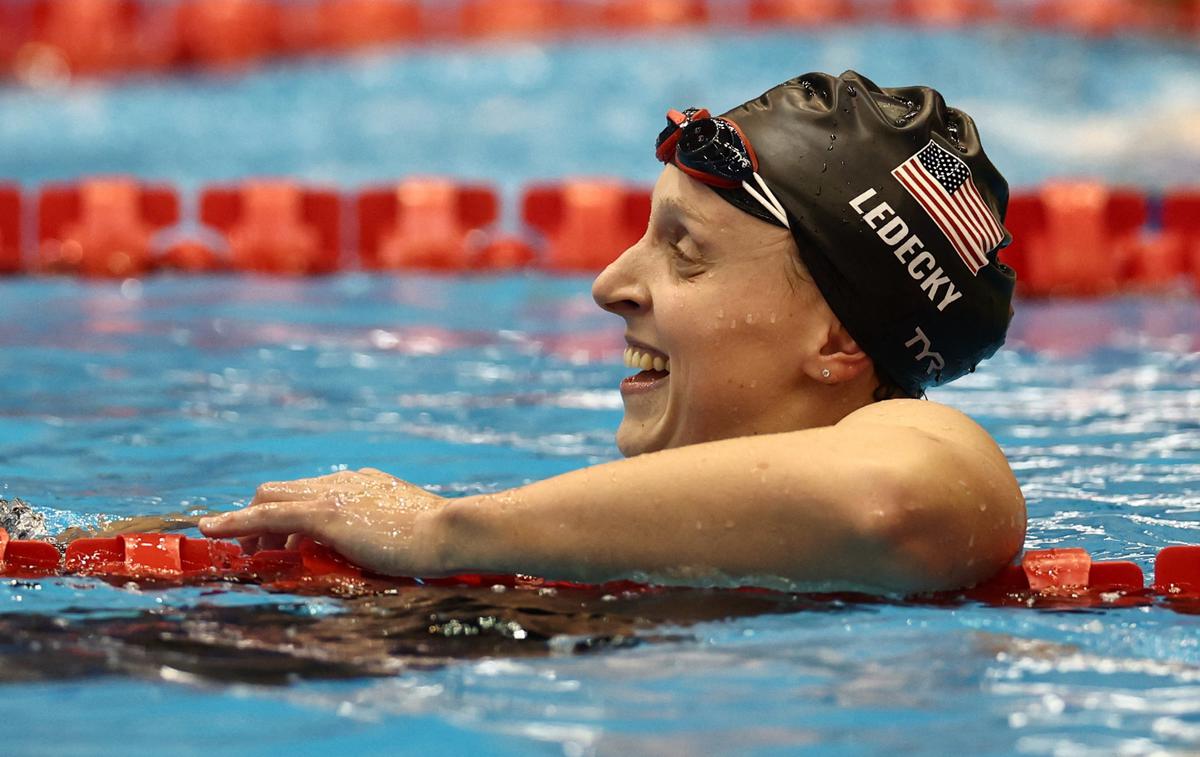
[[821, 369, 831, 379]]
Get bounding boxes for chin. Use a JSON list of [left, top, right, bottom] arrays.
[[615, 428, 642, 458], [614, 419, 661, 457]]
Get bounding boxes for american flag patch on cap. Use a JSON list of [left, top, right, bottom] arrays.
[[891, 140, 1004, 276]]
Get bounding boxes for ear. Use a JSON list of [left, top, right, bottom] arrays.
[[804, 320, 873, 385]]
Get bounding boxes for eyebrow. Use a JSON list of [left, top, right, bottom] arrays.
[[656, 195, 710, 225]]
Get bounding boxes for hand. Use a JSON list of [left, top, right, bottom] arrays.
[[198, 468, 449, 577], [219, 467, 424, 553]]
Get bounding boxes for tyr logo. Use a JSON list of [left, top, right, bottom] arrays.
[[905, 327, 945, 375]]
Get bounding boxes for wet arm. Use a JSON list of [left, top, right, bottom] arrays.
[[430, 416, 1025, 592]]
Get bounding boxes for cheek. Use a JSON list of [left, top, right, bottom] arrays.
[[661, 285, 761, 340], [691, 293, 801, 355], [689, 302, 809, 392], [658, 272, 808, 366]]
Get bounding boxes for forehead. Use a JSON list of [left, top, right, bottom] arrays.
[[651, 165, 740, 227], [651, 165, 811, 282], [651, 165, 795, 246]]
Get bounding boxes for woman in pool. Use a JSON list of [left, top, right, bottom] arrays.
[[200, 71, 1025, 593]]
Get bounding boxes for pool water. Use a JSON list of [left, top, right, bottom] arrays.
[[4, 28, 1200, 195], [1, 24, 1199, 757], [0, 275, 1197, 755]]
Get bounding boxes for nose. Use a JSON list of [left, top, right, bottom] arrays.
[[591, 240, 650, 317]]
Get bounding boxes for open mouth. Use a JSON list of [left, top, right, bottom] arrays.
[[621, 346, 670, 392]]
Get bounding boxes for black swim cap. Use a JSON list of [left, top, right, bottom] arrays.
[[702, 70, 1016, 397]]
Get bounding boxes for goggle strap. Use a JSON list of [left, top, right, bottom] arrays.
[[742, 172, 790, 229]]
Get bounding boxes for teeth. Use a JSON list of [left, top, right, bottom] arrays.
[[623, 347, 670, 374]]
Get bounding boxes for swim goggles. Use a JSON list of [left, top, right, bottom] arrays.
[[655, 107, 790, 229]]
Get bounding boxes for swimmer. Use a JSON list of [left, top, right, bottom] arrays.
[[200, 71, 1026, 593]]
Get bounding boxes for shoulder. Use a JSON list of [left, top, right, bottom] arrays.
[[827, 398, 1026, 589], [838, 398, 1007, 459], [834, 398, 1024, 519]]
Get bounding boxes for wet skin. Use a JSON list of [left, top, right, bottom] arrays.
[[592, 166, 874, 455], [201, 167, 1026, 594]]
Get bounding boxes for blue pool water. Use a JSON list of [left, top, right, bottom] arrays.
[[3, 28, 1200, 200], [1, 23, 1199, 757], [0, 276, 1197, 755]]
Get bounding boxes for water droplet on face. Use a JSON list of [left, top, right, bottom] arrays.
[[744, 313, 754, 324]]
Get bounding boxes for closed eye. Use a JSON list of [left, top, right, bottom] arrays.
[[669, 239, 707, 276], [669, 239, 698, 261]]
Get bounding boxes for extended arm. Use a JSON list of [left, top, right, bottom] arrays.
[[200, 401, 1025, 593]]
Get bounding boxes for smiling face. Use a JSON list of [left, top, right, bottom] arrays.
[[592, 166, 873, 457]]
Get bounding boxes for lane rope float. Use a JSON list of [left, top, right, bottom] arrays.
[[1, 528, 1198, 609]]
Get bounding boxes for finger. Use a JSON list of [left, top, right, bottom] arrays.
[[251, 480, 323, 505], [236, 535, 288, 553], [250, 470, 372, 505], [199, 500, 331, 538], [258, 534, 289, 551], [237, 536, 261, 555]]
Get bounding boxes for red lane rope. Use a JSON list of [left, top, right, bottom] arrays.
[[3, 0, 1197, 85], [1, 528, 1198, 607], [1, 178, 1198, 291]]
